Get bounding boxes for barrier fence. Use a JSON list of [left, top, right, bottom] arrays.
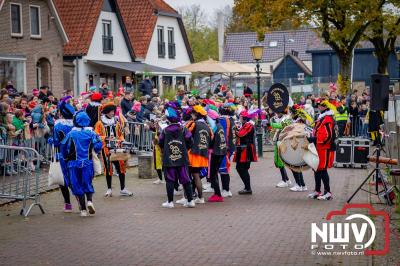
[[0, 145, 44, 216]]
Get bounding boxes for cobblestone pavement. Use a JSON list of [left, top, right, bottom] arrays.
[[0, 155, 398, 266]]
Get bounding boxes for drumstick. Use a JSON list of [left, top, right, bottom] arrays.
[[367, 156, 398, 166]]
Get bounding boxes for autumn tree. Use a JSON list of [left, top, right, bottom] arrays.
[[234, 0, 386, 94], [364, 1, 400, 74], [178, 5, 218, 62]]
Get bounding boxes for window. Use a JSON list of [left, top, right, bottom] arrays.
[[167, 27, 175, 59], [269, 41, 277, 47], [297, 73, 304, 81], [157, 26, 165, 58], [10, 3, 22, 36], [0, 57, 26, 93], [30, 5, 41, 38], [102, 20, 113, 53]]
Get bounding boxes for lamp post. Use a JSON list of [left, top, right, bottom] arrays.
[[396, 50, 400, 81], [250, 42, 264, 158]]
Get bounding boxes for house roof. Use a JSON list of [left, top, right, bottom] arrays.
[[274, 54, 312, 76], [53, 0, 102, 56], [223, 29, 317, 63], [116, 0, 193, 61]]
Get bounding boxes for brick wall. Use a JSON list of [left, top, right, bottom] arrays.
[[0, 0, 65, 97]]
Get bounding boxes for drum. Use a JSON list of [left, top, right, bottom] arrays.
[[109, 149, 130, 162], [278, 123, 319, 172]]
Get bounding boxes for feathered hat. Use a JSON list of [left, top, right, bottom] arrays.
[[101, 102, 116, 114]]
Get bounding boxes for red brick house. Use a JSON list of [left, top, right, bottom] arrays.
[[0, 0, 68, 96]]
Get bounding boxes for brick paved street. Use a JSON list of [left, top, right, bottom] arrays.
[[0, 155, 398, 266]]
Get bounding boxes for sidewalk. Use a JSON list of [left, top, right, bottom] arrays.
[[0, 155, 397, 265]]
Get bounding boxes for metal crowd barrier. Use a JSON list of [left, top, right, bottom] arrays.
[[126, 122, 154, 152], [0, 145, 45, 216]]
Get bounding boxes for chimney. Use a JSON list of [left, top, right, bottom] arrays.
[[217, 12, 224, 61]]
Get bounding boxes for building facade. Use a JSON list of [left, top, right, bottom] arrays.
[[0, 0, 68, 96], [55, 0, 193, 96]]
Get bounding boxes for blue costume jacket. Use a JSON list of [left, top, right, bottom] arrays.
[[51, 119, 73, 186], [62, 112, 102, 196]]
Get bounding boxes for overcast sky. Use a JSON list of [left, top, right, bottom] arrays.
[[165, 0, 233, 15]]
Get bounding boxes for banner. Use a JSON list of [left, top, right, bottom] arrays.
[[267, 83, 289, 113]]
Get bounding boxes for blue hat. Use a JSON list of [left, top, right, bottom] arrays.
[[73, 111, 91, 127], [165, 107, 180, 123], [59, 101, 75, 119]]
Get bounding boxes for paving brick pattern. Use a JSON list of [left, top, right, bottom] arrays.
[[0, 155, 398, 266]]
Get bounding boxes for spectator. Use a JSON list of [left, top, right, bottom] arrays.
[[123, 76, 135, 94], [99, 83, 109, 99], [18, 98, 31, 117], [243, 84, 253, 98], [348, 101, 359, 136], [304, 99, 315, 119], [5, 81, 18, 96], [120, 92, 133, 117], [139, 76, 153, 96], [38, 86, 51, 102], [358, 103, 368, 138]]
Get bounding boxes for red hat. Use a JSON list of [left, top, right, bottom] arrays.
[[91, 92, 103, 102], [28, 101, 37, 109]]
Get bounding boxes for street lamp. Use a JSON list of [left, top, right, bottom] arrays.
[[283, 36, 295, 85], [396, 50, 400, 81], [250, 42, 264, 158]]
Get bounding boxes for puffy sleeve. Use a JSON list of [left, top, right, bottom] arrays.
[[237, 122, 253, 138], [92, 132, 103, 153], [316, 118, 333, 145]]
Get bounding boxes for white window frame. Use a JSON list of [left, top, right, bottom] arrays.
[[29, 5, 41, 38], [297, 72, 305, 81], [10, 2, 23, 37], [269, 41, 278, 47]]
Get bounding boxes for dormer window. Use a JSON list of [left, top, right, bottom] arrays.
[[269, 41, 278, 47], [158, 26, 165, 58], [102, 20, 113, 54]]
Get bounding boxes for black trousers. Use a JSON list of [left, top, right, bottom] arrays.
[[77, 193, 93, 210], [220, 173, 230, 191], [209, 154, 225, 197], [236, 162, 252, 190], [166, 181, 193, 203], [60, 185, 71, 204], [102, 150, 125, 190], [337, 121, 346, 137], [292, 170, 305, 187], [280, 167, 289, 182], [314, 170, 330, 193]]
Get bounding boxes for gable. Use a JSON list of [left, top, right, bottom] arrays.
[[273, 55, 312, 79], [85, 10, 132, 62]]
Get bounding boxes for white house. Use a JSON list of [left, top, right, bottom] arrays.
[[55, 0, 193, 95]]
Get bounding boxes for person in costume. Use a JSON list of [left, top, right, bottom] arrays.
[[180, 105, 212, 204], [62, 111, 103, 217], [218, 102, 236, 197], [49, 99, 75, 212], [86, 92, 103, 127], [152, 127, 164, 184], [287, 105, 313, 192], [270, 111, 291, 188], [158, 104, 195, 208], [234, 110, 258, 194], [94, 103, 133, 197], [206, 109, 227, 202], [307, 100, 335, 200]]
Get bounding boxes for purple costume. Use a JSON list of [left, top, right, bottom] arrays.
[[159, 123, 192, 184]]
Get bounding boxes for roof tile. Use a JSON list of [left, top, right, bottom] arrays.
[[53, 0, 103, 56], [223, 29, 317, 63]]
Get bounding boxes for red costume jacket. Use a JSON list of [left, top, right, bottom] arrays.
[[313, 111, 335, 170]]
